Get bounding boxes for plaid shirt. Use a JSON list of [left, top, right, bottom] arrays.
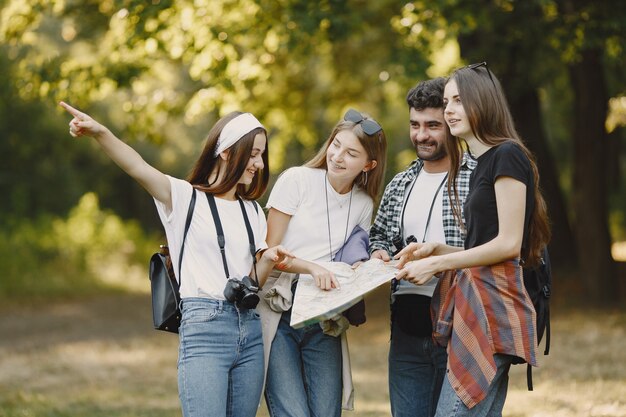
[[431, 261, 538, 408], [369, 152, 476, 256]]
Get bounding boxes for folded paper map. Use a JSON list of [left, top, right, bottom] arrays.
[[290, 258, 399, 329]]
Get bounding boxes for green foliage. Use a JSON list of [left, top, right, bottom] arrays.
[[0, 0, 432, 173], [0, 193, 157, 300], [0, 0, 625, 303]]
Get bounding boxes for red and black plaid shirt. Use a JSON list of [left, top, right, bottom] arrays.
[[431, 260, 538, 408]]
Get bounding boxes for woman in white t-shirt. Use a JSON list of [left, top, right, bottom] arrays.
[[60, 102, 293, 417], [260, 109, 388, 417]]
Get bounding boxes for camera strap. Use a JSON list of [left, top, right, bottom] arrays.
[[420, 173, 448, 243], [206, 193, 259, 286], [399, 169, 448, 244]]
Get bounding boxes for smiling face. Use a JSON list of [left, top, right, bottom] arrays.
[[409, 106, 449, 172], [325, 129, 375, 188], [443, 79, 473, 140], [238, 132, 266, 185]]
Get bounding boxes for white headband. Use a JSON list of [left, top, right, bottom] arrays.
[[214, 113, 265, 156]]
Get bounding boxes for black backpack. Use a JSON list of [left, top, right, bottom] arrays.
[[522, 246, 552, 390]]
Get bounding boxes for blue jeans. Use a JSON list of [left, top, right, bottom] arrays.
[[177, 298, 264, 417], [389, 316, 447, 417], [434, 354, 513, 417], [264, 308, 343, 417]]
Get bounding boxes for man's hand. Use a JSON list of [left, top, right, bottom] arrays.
[[370, 249, 390, 261]]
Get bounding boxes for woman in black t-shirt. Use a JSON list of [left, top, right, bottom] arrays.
[[394, 64, 551, 416]]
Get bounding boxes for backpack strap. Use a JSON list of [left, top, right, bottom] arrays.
[[206, 194, 258, 285], [544, 306, 551, 355], [542, 250, 552, 355], [177, 188, 197, 283], [526, 249, 552, 391], [527, 364, 534, 391]]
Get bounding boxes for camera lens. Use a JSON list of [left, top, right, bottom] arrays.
[[238, 276, 260, 309], [239, 292, 260, 309]]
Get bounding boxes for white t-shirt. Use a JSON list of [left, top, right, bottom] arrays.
[[396, 169, 447, 297], [267, 167, 373, 263], [154, 176, 268, 300]]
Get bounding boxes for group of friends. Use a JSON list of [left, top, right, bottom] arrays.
[[61, 61, 550, 417]]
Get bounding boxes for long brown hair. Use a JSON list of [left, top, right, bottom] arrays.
[[187, 111, 269, 200], [305, 115, 387, 202], [446, 66, 551, 266]]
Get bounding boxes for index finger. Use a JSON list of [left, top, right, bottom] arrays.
[[396, 254, 410, 269], [59, 101, 86, 120], [331, 275, 340, 290], [394, 245, 411, 259]]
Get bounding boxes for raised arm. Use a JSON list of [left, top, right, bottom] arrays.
[[396, 176, 526, 284], [60, 101, 172, 210]]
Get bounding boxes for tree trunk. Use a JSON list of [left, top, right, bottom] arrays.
[[568, 48, 619, 305], [509, 89, 577, 267]]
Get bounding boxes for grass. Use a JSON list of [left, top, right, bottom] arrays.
[[0, 289, 625, 417]]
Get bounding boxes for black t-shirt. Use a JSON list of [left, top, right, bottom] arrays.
[[463, 141, 534, 250]]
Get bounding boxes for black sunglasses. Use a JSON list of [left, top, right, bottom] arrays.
[[467, 61, 496, 88], [344, 109, 383, 136]]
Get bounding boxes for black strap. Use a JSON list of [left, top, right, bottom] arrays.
[[206, 193, 259, 285], [527, 364, 533, 391], [206, 193, 230, 279], [399, 169, 448, 244], [177, 188, 197, 283], [392, 171, 447, 294], [544, 310, 551, 355], [398, 170, 418, 242], [420, 173, 449, 243], [238, 198, 258, 262]]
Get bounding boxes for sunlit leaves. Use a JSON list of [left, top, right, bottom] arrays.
[[607, 96, 626, 133], [1, 0, 434, 173]]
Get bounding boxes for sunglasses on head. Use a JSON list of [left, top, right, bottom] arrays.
[[467, 61, 496, 88], [344, 108, 383, 136]]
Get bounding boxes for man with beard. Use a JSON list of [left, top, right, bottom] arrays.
[[369, 78, 476, 417]]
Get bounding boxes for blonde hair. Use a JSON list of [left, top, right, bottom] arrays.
[[305, 115, 387, 201]]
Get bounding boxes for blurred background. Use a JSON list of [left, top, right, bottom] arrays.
[[0, 1, 625, 416]]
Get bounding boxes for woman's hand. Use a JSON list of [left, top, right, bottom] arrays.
[[59, 101, 172, 206], [395, 242, 438, 268], [308, 263, 339, 291], [261, 245, 295, 268], [60, 101, 107, 138], [394, 257, 438, 285]]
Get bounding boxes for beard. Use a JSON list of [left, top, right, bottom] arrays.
[[415, 141, 447, 161]]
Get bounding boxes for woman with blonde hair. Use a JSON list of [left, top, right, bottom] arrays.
[[260, 109, 387, 417]]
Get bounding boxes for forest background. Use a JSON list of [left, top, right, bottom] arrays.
[[0, 1, 625, 416]]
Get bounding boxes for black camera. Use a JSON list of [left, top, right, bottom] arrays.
[[223, 276, 260, 309], [392, 234, 417, 256]]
